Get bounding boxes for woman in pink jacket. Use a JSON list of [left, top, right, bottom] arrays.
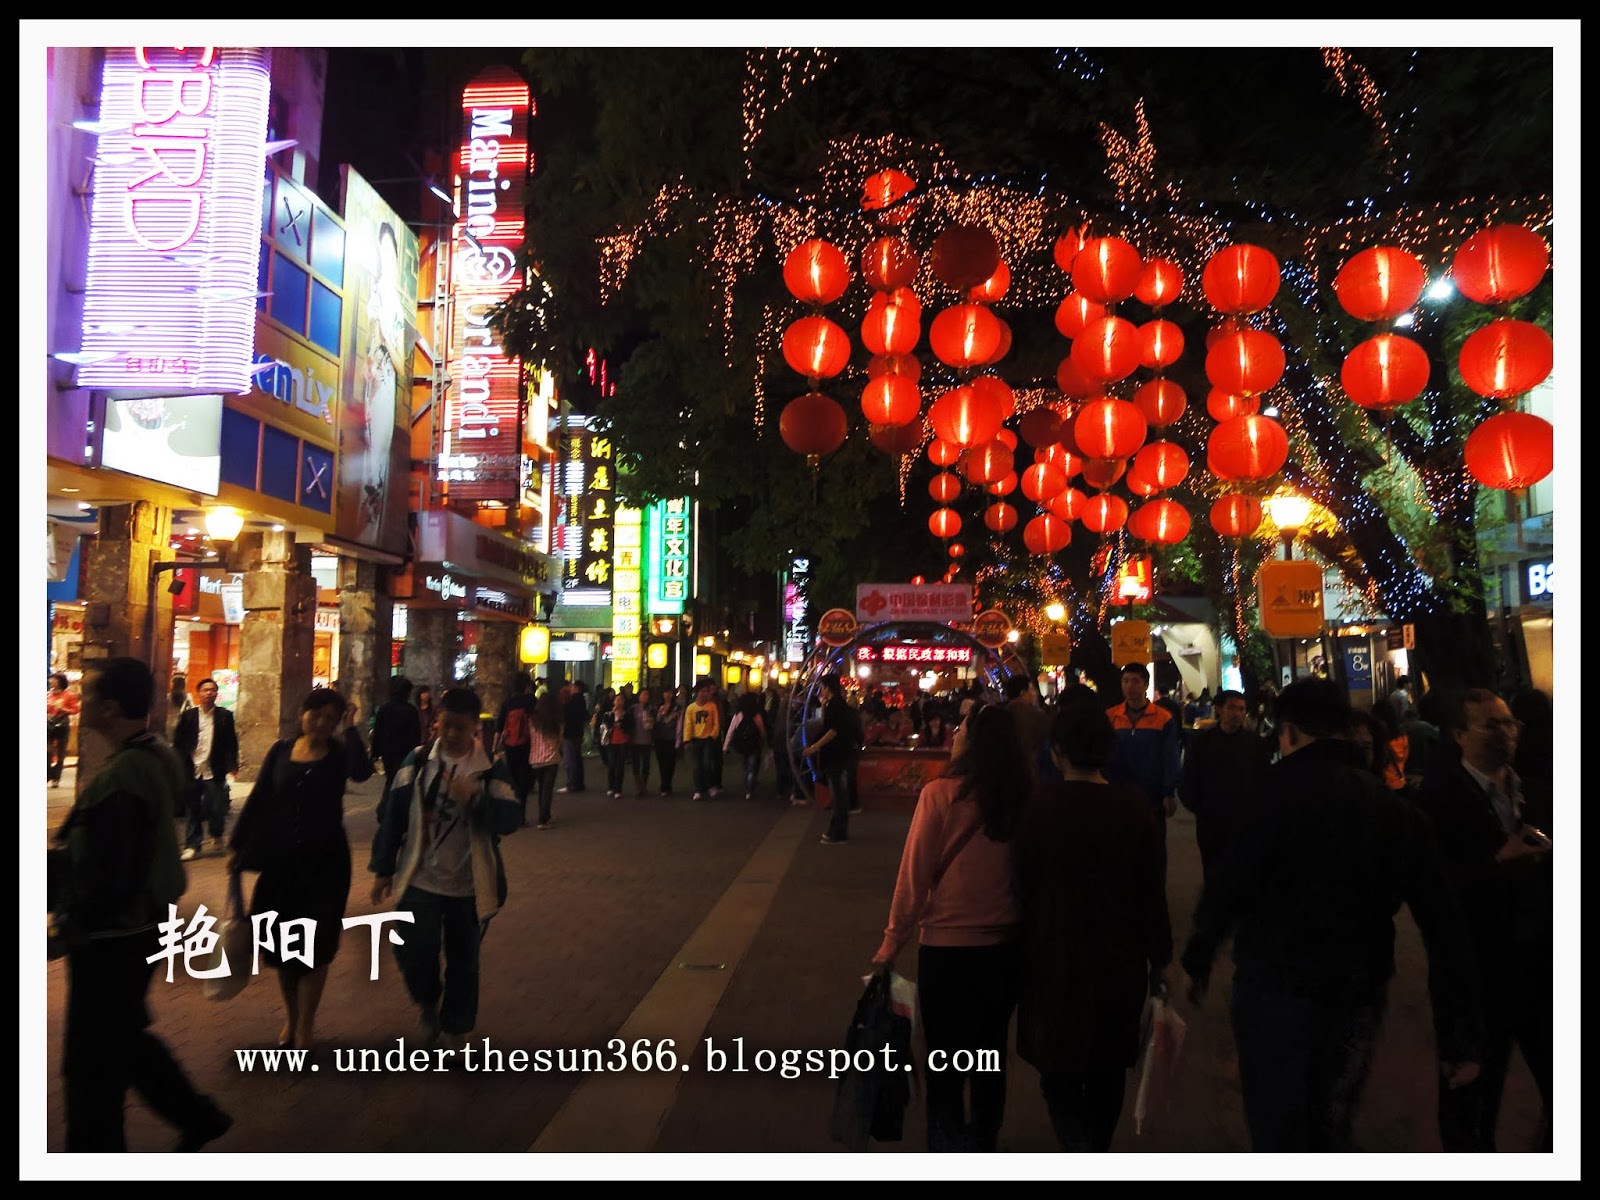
[[872, 702, 1031, 1152]]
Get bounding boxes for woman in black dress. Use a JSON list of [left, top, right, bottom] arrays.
[[229, 688, 372, 1051]]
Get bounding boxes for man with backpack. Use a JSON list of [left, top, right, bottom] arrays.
[[494, 672, 537, 810], [724, 692, 768, 800]]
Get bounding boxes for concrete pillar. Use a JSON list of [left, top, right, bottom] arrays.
[[474, 619, 518, 717], [236, 532, 317, 775], [336, 557, 390, 728], [402, 607, 455, 698], [75, 502, 175, 795]]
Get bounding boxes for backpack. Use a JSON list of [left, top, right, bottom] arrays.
[[732, 714, 762, 755], [502, 705, 531, 748]]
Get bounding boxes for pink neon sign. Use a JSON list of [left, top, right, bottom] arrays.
[[76, 46, 272, 393]]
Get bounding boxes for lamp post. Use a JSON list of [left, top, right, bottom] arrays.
[[1263, 492, 1313, 682]]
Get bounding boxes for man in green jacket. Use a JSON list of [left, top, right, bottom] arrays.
[[53, 657, 232, 1151]]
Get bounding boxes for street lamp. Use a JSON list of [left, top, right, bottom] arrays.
[[1264, 493, 1311, 559], [1044, 601, 1066, 623]]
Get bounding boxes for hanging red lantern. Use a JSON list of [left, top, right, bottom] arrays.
[[1206, 388, 1260, 422], [1137, 319, 1185, 370], [1053, 227, 1090, 273], [1205, 317, 1248, 350], [1072, 396, 1148, 461], [1127, 498, 1192, 545], [962, 439, 1013, 486], [928, 471, 962, 504], [929, 507, 962, 539], [1210, 493, 1265, 539], [1080, 493, 1130, 535], [987, 471, 1019, 497], [984, 501, 1019, 533], [1133, 378, 1187, 428], [1020, 461, 1068, 503], [1457, 319, 1554, 399], [1071, 235, 1143, 303], [781, 315, 851, 379], [1023, 513, 1073, 555], [1451, 224, 1551, 305], [910, 574, 926, 586], [1340, 333, 1430, 410], [983, 318, 1013, 365], [779, 392, 848, 457], [928, 437, 963, 466], [1134, 258, 1184, 308], [1018, 406, 1063, 448], [869, 420, 924, 457], [1334, 246, 1426, 321], [782, 239, 850, 305], [948, 541, 966, 559], [931, 224, 1001, 291], [1080, 457, 1127, 491], [1054, 293, 1107, 341], [930, 383, 1005, 448], [1046, 486, 1087, 521], [1464, 411, 1553, 490], [861, 236, 919, 291], [929, 303, 1002, 368], [969, 260, 1011, 303], [1071, 315, 1142, 384], [1202, 243, 1281, 314], [1124, 464, 1161, 498], [1132, 440, 1190, 490], [1035, 441, 1085, 480], [1055, 355, 1098, 399], [860, 374, 920, 426], [867, 353, 921, 383], [862, 169, 918, 223], [1206, 328, 1286, 396], [970, 374, 1016, 423], [859, 300, 920, 357], [1208, 413, 1290, 482], [995, 428, 1018, 450]]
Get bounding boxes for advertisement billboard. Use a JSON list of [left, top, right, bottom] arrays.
[[99, 393, 223, 494]]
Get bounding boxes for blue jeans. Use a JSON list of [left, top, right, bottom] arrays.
[[184, 776, 229, 849], [689, 740, 718, 794], [561, 736, 586, 790], [824, 762, 854, 840], [392, 887, 486, 1036], [735, 751, 761, 796]]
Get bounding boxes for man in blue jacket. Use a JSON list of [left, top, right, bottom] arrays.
[[1104, 663, 1182, 881]]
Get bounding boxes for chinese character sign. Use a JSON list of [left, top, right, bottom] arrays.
[[612, 506, 642, 683], [855, 583, 974, 625], [646, 498, 694, 615]]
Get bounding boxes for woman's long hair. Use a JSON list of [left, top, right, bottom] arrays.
[[943, 702, 1030, 842], [531, 690, 562, 735]]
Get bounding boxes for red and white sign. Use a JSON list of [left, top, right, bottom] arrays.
[[77, 47, 273, 394], [855, 583, 974, 625], [855, 644, 974, 664]]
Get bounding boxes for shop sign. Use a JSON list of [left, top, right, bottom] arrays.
[[77, 47, 273, 394], [854, 643, 973, 665], [817, 608, 858, 647], [1341, 640, 1373, 691], [1040, 632, 1073, 666], [855, 583, 973, 625], [424, 573, 469, 602], [548, 638, 596, 662], [413, 509, 551, 591], [1257, 560, 1326, 638], [314, 608, 340, 633], [1521, 558, 1554, 603], [474, 588, 531, 619], [52, 608, 86, 636], [783, 555, 812, 663], [552, 415, 614, 607], [1110, 619, 1152, 663], [972, 609, 1011, 648], [646, 497, 693, 615]]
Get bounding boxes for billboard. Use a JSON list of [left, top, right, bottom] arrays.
[[645, 498, 693, 615], [99, 393, 223, 494]]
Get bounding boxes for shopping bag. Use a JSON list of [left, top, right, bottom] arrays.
[[829, 969, 916, 1148], [197, 871, 252, 1002], [1132, 993, 1188, 1135]]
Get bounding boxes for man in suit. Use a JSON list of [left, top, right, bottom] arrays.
[[170, 676, 239, 860]]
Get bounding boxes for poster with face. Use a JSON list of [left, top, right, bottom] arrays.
[[336, 168, 420, 554]]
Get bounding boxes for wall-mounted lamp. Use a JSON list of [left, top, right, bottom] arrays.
[[203, 506, 245, 546]]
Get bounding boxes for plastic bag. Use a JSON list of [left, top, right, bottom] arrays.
[[1133, 993, 1187, 1135], [829, 969, 917, 1149], [197, 871, 253, 1002]]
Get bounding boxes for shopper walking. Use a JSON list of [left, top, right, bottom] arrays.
[[683, 683, 722, 800], [524, 691, 564, 829], [371, 675, 424, 822], [559, 679, 589, 794], [723, 690, 767, 800], [171, 677, 239, 860], [653, 686, 684, 796], [47, 671, 79, 787]]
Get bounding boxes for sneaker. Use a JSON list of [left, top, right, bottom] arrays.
[[418, 1004, 441, 1045], [556, 786, 573, 794], [692, 792, 704, 801], [790, 796, 810, 807], [744, 792, 753, 801], [175, 1099, 233, 1151], [180, 846, 199, 862], [658, 789, 669, 797], [709, 788, 721, 798], [819, 835, 847, 845], [848, 807, 864, 815], [536, 822, 552, 830]]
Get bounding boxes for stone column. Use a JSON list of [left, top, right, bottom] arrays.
[[402, 607, 456, 698], [75, 502, 175, 795], [236, 531, 317, 776], [474, 618, 518, 717], [336, 557, 390, 729]]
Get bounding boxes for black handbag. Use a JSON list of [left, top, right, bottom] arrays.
[[829, 968, 914, 1149]]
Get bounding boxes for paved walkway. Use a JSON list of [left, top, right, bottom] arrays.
[[29, 753, 1560, 1179]]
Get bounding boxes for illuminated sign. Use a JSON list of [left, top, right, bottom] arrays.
[[817, 608, 858, 647], [972, 609, 1011, 649], [645, 498, 693, 615], [784, 555, 811, 662], [78, 47, 273, 393], [100, 393, 223, 494], [855, 583, 974, 625], [548, 638, 596, 662], [1111, 619, 1152, 663], [424, 573, 469, 601], [554, 415, 614, 606], [854, 644, 974, 665], [1522, 559, 1554, 603], [1257, 560, 1325, 638], [1113, 555, 1154, 605], [520, 624, 549, 663], [612, 506, 642, 684]]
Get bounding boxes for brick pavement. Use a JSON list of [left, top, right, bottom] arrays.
[[31, 751, 1552, 1175]]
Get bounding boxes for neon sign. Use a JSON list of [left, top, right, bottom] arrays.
[[78, 47, 272, 393], [645, 498, 693, 615], [854, 644, 974, 664]]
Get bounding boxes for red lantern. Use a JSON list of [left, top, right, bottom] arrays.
[[948, 541, 966, 559], [1046, 486, 1087, 522], [861, 236, 919, 291], [984, 502, 1019, 534], [995, 427, 1018, 450], [1334, 246, 1426, 321], [867, 353, 921, 383], [969, 260, 1010, 303], [1208, 413, 1290, 482], [1071, 315, 1142, 384], [1053, 227, 1090, 273], [928, 437, 963, 466], [987, 471, 1018, 497], [1452, 224, 1551, 305], [782, 239, 849, 305], [1340, 334, 1430, 410], [1020, 461, 1067, 502], [779, 392, 848, 457], [928, 471, 962, 504], [859, 300, 920, 357], [1134, 378, 1187, 428], [1023, 513, 1072, 555], [962, 439, 1013, 486], [1202, 243, 1281, 314], [1080, 493, 1129, 535], [1457, 319, 1554, 399], [1055, 355, 1098, 399], [1124, 465, 1161, 499], [1018, 406, 1063, 448], [1205, 316, 1247, 350], [862, 169, 917, 223], [1080, 457, 1127, 491], [984, 318, 1013, 365], [1206, 328, 1286, 396], [931, 224, 1001, 291], [1054, 293, 1107, 341], [930, 383, 1005, 448], [1127, 498, 1191, 545], [929, 507, 962, 539], [1134, 258, 1183, 308], [1206, 388, 1260, 422], [929, 303, 1002, 368], [1132, 440, 1190, 490], [1035, 441, 1085, 480], [1210, 493, 1264, 539], [781, 315, 851, 379], [1464, 411, 1553, 490], [878, 285, 923, 320], [910, 574, 926, 586], [861, 374, 920, 426], [970, 375, 1016, 423], [1072, 397, 1148, 460], [869, 420, 924, 457], [1137, 319, 1185, 370], [1071, 235, 1143, 303]]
